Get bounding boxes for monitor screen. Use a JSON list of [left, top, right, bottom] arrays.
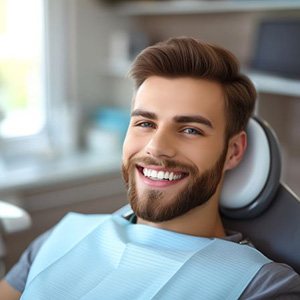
[[251, 20, 300, 79]]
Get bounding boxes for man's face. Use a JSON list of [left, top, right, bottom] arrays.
[[122, 76, 229, 223]]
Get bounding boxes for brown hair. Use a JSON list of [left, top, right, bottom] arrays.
[[129, 37, 256, 140]]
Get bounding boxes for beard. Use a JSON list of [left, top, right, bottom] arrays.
[[122, 146, 228, 223]]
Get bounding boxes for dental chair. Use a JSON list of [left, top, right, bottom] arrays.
[[221, 117, 300, 275], [115, 117, 300, 274]]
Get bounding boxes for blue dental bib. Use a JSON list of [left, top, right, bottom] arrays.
[[21, 213, 270, 300]]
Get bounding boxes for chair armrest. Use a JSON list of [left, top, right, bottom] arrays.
[[0, 201, 31, 234]]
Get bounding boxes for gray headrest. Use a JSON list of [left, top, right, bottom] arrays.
[[220, 117, 282, 219]]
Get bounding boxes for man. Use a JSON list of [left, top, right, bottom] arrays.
[[1, 37, 300, 299]]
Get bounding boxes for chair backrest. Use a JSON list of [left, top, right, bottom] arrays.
[[221, 117, 300, 274], [223, 183, 300, 274], [114, 117, 300, 274]]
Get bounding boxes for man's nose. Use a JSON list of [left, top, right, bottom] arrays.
[[145, 129, 176, 159]]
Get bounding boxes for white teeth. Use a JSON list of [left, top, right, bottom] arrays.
[[142, 168, 183, 181], [143, 168, 147, 176], [150, 170, 158, 178], [157, 171, 164, 179]]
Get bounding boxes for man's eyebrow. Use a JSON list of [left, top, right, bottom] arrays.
[[131, 109, 157, 120], [131, 110, 213, 129], [174, 115, 213, 129]]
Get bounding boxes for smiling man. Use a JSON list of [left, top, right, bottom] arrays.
[[1, 37, 300, 300], [123, 77, 234, 237]]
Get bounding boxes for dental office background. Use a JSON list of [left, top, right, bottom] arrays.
[[0, 0, 300, 276]]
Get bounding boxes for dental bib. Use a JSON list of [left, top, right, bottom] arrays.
[[21, 213, 270, 300]]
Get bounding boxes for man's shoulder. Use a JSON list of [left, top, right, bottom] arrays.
[[37, 212, 110, 252], [37, 212, 111, 253], [197, 238, 272, 282], [241, 262, 300, 299], [5, 212, 111, 292], [255, 262, 300, 287], [224, 231, 300, 298]]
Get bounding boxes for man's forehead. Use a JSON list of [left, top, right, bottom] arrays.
[[132, 76, 226, 122]]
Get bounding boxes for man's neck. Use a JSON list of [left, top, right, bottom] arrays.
[[136, 197, 226, 239]]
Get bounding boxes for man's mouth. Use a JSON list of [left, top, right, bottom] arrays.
[[136, 165, 189, 182]]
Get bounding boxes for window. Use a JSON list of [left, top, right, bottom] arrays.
[[0, 0, 76, 164], [0, 0, 45, 138]]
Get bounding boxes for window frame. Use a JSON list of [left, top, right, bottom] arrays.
[[0, 0, 78, 162]]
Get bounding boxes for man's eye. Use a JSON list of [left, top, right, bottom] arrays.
[[136, 122, 155, 128], [183, 128, 202, 135]]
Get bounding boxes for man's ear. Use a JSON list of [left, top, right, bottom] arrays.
[[224, 131, 247, 171]]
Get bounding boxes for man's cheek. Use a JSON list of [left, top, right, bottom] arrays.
[[122, 132, 133, 155], [121, 163, 130, 185]]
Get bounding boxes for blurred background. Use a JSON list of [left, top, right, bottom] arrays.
[[0, 0, 300, 275]]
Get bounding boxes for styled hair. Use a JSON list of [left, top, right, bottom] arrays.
[[129, 37, 256, 139]]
